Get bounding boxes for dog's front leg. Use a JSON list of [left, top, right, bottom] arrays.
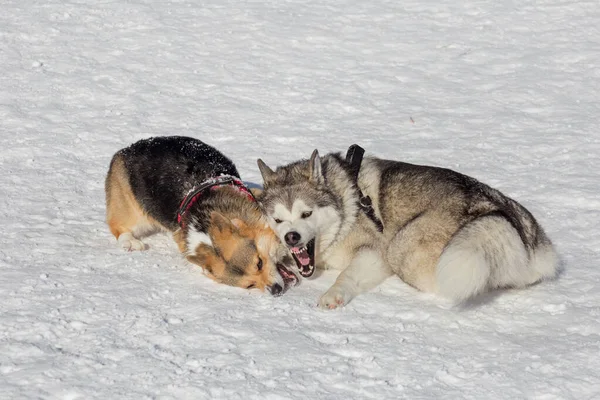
[[318, 248, 392, 309]]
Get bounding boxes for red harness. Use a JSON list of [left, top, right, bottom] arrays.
[[177, 175, 256, 227]]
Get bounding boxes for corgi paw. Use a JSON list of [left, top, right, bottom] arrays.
[[118, 233, 146, 251]]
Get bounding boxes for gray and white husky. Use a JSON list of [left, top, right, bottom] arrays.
[[257, 149, 558, 308]]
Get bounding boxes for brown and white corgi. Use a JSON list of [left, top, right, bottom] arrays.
[[105, 136, 299, 295]]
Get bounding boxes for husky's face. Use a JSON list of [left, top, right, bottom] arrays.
[[270, 197, 319, 277], [256, 150, 341, 277]]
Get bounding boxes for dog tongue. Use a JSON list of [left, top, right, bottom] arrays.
[[291, 246, 315, 277], [295, 248, 310, 266]]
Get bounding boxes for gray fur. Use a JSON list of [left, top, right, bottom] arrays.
[[258, 151, 558, 306]]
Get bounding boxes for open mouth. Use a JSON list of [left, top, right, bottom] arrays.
[[276, 263, 299, 292], [290, 239, 316, 277]]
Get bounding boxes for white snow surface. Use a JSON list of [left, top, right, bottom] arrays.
[[1, 0, 599, 399]]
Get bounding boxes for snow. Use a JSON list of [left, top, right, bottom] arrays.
[[1, 0, 599, 398]]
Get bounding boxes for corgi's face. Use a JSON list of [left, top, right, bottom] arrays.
[[186, 212, 299, 295]]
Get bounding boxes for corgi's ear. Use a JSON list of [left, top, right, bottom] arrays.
[[309, 149, 324, 185], [257, 159, 276, 187], [210, 211, 236, 234], [186, 244, 218, 276], [249, 187, 263, 197], [230, 218, 247, 230]]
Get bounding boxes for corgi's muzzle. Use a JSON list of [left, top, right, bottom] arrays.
[[269, 263, 299, 296]]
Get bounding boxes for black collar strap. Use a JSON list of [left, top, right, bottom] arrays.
[[345, 144, 384, 232], [177, 175, 255, 227]]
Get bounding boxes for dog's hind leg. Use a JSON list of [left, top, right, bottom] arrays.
[[437, 215, 558, 301], [385, 212, 456, 295], [105, 155, 161, 251]]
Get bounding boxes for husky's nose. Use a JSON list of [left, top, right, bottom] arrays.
[[285, 231, 301, 246], [269, 283, 283, 296]]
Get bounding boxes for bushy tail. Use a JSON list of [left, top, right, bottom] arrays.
[[436, 215, 558, 302]]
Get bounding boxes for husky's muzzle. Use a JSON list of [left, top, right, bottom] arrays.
[[285, 234, 316, 278]]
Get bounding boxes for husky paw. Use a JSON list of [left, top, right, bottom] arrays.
[[318, 287, 354, 310], [118, 234, 146, 251]]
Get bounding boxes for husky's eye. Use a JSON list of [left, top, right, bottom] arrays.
[[301, 211, 312, 219], [274, 218, 283, 224], [246, 283, 256, 289], [256, 258, 263, 271]]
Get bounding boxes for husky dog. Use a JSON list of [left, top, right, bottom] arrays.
[[105, 136, 299, 295], [257, 149, 558, 308]]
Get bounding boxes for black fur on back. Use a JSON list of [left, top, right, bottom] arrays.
[[118, 136, 240, 230]]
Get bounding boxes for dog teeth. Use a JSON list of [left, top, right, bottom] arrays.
[[291, 247, 307, 254]]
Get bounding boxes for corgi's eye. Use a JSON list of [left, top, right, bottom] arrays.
[[257, 258, 263, 271], [301, 211, 312, 219], [246, 283, 256, 289], [274, 218, 283, 224]]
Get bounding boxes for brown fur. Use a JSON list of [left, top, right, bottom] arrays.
[[105, 155, 166, 239], [105, 155, 281, 291], [184, 209, 280, 290]]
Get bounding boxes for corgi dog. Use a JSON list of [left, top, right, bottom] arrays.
[[105, 136, 299, 295]]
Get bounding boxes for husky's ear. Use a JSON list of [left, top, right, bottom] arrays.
[[309, 149, 324, 184], [257, 159, 276, 186]]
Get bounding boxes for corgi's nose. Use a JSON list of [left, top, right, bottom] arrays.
[[285, 231, 301, 246], [269, 283, 283, 296]]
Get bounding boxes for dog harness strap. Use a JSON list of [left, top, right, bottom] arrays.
[[345, 144, 365, 180], [177, 175, 255, 227], [345, 144, 384, 233]]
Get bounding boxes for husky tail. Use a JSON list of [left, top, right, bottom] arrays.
[[436, 214, 558, 302]]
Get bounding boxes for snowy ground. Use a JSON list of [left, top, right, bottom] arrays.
[[1, 0, 599, 398]]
